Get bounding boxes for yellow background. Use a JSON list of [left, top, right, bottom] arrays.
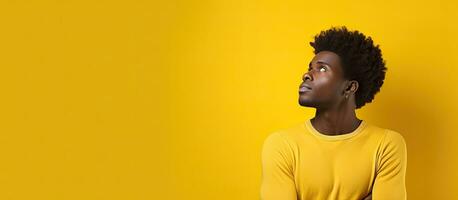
[[0, 0, 457, 199]]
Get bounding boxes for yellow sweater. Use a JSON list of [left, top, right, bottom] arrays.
[[260, 119, 407, 200]]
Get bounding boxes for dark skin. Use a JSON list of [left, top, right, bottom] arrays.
[[298, 50, 372, 200]]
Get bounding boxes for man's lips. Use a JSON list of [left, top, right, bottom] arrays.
[[299, 84, 312, 92], [299, 86, 311, 92]]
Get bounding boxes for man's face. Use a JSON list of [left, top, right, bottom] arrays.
[[298, 51, 348, 109]]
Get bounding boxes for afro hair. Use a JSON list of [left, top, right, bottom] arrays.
[[309, 26, 387, 109]]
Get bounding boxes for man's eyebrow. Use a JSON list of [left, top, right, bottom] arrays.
[[308, 61, 332, 68], [317, 61, 331, 66]]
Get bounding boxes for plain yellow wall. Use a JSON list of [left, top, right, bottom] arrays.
[[1, 0, 457, 199]]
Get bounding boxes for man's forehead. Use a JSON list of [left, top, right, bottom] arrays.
[[311, 51, 341, 66]]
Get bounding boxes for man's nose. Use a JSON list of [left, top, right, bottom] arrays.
[[302, 72, 312, 81]]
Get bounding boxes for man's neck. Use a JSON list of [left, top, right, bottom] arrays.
[[311, 106, 361, 136]]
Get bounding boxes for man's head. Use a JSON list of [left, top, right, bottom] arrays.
[[299, 26, 387, 110]]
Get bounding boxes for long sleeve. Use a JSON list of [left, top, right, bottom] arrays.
[[260, 132, 297, 200], [372, 129, 408, 200]]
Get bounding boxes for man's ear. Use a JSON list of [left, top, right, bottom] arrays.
[[349, 80, 359, 93], [344, 80, 359, 94]]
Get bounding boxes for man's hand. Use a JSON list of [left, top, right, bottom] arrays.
[[362, 192, 372, 200]]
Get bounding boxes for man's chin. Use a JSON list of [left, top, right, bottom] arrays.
[[298, 99, 315, 108]]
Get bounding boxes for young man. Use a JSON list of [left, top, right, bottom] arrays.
[[260, 26, 407, 200]]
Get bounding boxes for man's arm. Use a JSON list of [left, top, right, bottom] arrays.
[[362, 192, 372, 200], [260, 132, 297, 200], [371, 130, 408, 200]]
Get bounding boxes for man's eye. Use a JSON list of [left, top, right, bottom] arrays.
[[319, 66, 326, 72]]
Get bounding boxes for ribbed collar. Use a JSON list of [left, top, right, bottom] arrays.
[[304, 118, 367, 141]]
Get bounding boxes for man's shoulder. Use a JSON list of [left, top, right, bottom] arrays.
[[263, 122, 306, 147], [382, 128, 407, 148]]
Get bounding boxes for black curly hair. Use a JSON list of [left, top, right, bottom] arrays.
[[309, 26, 387, 109]]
